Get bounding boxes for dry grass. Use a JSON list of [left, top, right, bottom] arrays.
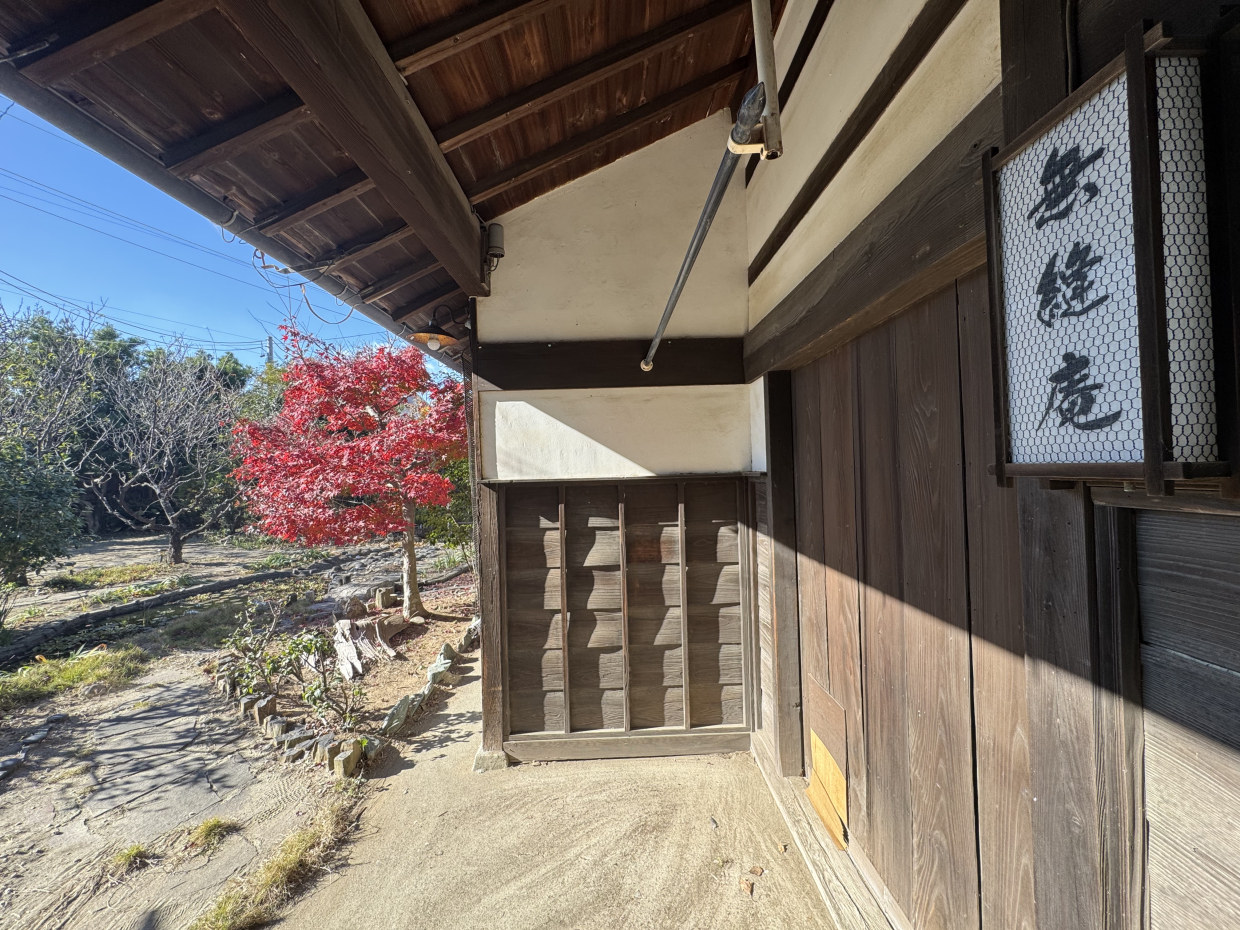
[[0, 645, 149, 713], [188, 817, 240, 853], [189, 796, 356, 930], [42, 564, 170, 592], [110, 843, 154, 875]]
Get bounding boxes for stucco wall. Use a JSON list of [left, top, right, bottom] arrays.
[[480, 385, 758, 480], [748, 0, 1001, 325], [475, 110, 748, 343]]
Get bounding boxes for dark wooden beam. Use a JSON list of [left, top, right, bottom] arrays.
[[306, 224, 416, 275], [18, 0, 216, 86], [466, 58, 747, 205], [743, 88, 1001, 379], [253, 166, 374, 236], [389, 0, 570, 75], [218, 0, 487, 295], [162, 91, 311, 178], [391, 281, 465, 327], [747, 0, 969, 284], [999, 0, 1067, 140], [477, 483, 506, 756], [473, 338, 744, 390], [764, 370, 803, 778], [433, 0, 749, 153], [358, 255, 443, 303]]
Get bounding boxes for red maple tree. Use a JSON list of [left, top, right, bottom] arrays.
[[234, 327, 466, 619]]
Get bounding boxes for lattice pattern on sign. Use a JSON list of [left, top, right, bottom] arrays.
[[1158, 57, 1217, 462], [999, 75, 1142, 464], [997, 58, 1217, 466]]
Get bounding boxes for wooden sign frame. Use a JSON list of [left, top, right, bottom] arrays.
[[983, 22, 1237, 496]]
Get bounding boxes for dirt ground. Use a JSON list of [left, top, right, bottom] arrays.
[[0, 654, 337, 930], [0, 556, 478, 929], [6, 535, 310, 638], [279, 657, 837, 930]]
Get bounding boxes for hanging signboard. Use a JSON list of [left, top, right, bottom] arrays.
[[983, 23, 1234, 495]]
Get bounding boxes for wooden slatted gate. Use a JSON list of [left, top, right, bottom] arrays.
[[496, 477, 753, 762]]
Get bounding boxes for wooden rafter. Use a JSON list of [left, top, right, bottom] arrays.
[[465, 58, 747, 205], [434, 0, 749, 153], [254, 166, 374, 236], [359, 255, 444, 304], [391, 282, 464, 326], [18, 0, 216, 86], [388, 0, 570, 75], [314, 224, 417, 275], [219, 0, 487, 295], [163, 92, 311, 178]]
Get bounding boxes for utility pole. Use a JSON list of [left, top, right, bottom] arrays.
[[266, 335, 274, 365]]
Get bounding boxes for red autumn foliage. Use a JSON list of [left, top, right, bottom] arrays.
[[233, 327, 466, 546]]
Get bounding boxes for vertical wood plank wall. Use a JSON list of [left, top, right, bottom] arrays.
[[501, 478, 747, 743], [786, 272, 1039, 930]]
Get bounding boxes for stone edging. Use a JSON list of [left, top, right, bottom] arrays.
[[2, 554, 352, 667], [215, 615, 481, 779]]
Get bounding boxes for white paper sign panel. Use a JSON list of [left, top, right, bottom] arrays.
[[998, 57, 1215, 465]]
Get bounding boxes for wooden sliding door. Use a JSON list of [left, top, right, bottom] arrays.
[[498, 477, 750, 761]]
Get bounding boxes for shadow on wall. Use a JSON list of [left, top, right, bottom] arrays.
[[481, 386, 755, 481]]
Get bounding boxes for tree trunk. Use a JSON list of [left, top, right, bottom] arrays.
[[166, 530, 185, 565], [402, 501, 426, 620]]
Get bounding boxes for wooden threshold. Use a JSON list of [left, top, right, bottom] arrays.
[[503, 728, 750, 762]]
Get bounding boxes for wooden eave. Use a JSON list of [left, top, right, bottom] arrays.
[[0, 0, 784, 351]]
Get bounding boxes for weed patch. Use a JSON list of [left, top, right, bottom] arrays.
[[189, 797, 354, 930], [188, 817, 240, 854], [43, 564, 169, 592], [84, 574, 196, 607], [0, 645, 149, 713], [110, 843, 154, 875]]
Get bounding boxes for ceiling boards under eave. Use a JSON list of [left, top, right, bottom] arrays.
[[0, 0, 784, 351]]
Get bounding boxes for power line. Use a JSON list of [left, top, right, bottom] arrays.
[[0, 173, 254, 267], [0, 273, 263, 351]]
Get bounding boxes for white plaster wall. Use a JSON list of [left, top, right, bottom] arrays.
[[476, 110, 748, 342], [773, 0, 818, 86], [749, 378, 767, 473], [480, 385, 754, 480], [747, 0, 1001, 325]]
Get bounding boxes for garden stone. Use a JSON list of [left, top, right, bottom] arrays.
[[253, 695, 276, 725], [343, 597, 367, 620], [333, 739, 362, 777], [46, 714, 67, 725], [263, 716, 293, 738], [21, 729, 49, 747], [312, 735, 340, 765], [282, 737, 315, 763], [427, 658, 452, 684], [81, 683, 106, 698], [238, 695, 260, 717], [380, 695, 413, 736], [439, 642, 457, 661], [274, 727, 314, 747], [362, 736, 385, 760]]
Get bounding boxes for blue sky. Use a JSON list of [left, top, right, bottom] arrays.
[[0, 95, 418, 372]]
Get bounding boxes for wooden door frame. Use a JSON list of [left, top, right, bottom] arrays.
[[1092, 501, 1147, 930]]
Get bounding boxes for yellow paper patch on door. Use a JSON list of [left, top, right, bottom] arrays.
[[807, 729, 847, 849]]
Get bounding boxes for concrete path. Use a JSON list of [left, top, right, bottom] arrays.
[[280, 656, 836, 930]]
